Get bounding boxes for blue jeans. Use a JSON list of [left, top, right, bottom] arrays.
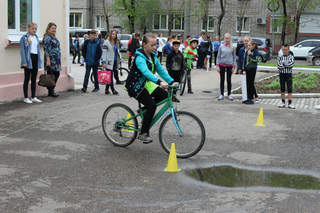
[[83, 64, 99, 89]]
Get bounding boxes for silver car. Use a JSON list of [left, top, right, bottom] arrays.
[[117, 34, 132, 52]]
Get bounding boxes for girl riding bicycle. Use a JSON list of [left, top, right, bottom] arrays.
[[125, 33, 179, 143]]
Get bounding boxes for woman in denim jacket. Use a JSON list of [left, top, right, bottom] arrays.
[[43, 22, 61, 97], [20, 22, 42, 103]]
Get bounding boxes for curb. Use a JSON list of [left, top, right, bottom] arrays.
[[230, 93, 320, 100], [258, 66, 320, 72]]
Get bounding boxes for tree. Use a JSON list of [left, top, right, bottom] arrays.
[[288, 0, 320, 43], [111, 0, 160, 33], [217, 0, 226, 37], [280, 0, 287, 45], [236, 0, 250, 36], [194, 0, 211, 34], [101, 0, 116, 32]]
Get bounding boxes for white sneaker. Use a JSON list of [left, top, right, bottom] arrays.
[[228, 95, 233, 101], [288, 103, 295, 109], [24, 98, 32, 104], [218, 95, 224, 100], [31, 97, 42, 103], [278, 102, 285, 108], [214, 66, 217, 69]]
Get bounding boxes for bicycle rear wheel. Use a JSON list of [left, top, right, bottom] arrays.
[[118, 67, 129, 82], [102, 103, 138, 147], [179, 70, 187, 96], [159, 111, 205, 158]]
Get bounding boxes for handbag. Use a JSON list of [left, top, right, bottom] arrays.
[[97, 69, 111, 85], [38, 67, 56, 87]]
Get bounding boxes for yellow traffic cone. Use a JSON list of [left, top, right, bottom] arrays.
[[255, 108, 265, 127], [124, 112, 133, 132], [164, 143, 181, 173]]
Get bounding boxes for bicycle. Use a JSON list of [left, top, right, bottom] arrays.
[[179, 58, 196, 96], [90, 60, 129, 84], [101, 86, 206, 158]]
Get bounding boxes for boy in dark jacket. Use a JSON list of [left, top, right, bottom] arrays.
[[166, 40, 184, 102], [81, 30, 102, 92]]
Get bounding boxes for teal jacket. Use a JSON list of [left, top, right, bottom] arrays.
[[125, 49, 174, 98], [20, 33, 42, 69]]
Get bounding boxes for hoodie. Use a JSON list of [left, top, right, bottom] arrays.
[[125, 49, 174, 98]]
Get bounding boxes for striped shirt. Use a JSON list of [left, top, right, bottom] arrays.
[[277, 54, 294, 74]]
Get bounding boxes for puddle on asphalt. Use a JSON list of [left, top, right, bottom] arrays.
[[185, 166, 320, 190]]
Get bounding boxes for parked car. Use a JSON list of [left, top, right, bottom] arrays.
[[278, 39, 320, 59], [307, 46, 320, 66], [221, 36, 272, 63], [117, 34, 132, 52]]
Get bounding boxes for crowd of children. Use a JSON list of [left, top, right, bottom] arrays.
[[20, 24, 298, 143]]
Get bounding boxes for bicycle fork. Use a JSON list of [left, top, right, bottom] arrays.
[[170, 108, 183, 136]]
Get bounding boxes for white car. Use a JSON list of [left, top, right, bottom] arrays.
[[278, 39, 320, 58]]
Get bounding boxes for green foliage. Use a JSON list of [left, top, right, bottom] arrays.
[[262, 72, 320, 90], [112, 0, 161, 33]]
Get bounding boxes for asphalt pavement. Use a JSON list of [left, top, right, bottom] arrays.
[[0, 60, 320, 212]]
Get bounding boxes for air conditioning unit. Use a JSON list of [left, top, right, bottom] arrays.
[[257, 18, 266, 25]]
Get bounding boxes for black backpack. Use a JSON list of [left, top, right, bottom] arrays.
[[162, 45, 167, 55]]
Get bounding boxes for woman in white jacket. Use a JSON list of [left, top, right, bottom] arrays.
[[157, 33, 165, 64], [102, 29, 122, 95]]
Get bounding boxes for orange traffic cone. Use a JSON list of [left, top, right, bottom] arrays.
[[164, 143, 181, 173]]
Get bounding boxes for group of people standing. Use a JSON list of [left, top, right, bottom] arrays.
[[215, 33, 259, 105], [80, 29, 124, 95], [20, 22, 61, 104]]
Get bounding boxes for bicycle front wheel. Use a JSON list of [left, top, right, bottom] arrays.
[[118, 67, 129, 82], [179, 70, 187, 96], [159, 111, 205, 158], [102, 103, 138, 147]]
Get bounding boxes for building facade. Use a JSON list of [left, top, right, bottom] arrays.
[[1, 0, 74, 102], [70, 0, 320, 53]]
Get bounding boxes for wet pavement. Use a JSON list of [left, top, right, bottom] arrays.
[[0, 61, 320, 212]]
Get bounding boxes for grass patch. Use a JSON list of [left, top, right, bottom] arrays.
[[258, 62, 320, 69], [233, 72, 320, 94]]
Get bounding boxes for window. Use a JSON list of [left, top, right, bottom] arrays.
[[252, 39, 263, 46], [173, 14, 184, 30], [154, 14, 167, 30], [201, 16, 214, 31], [96, 15, 103, 29], [8, 0, 33, 32], [70, 12, 82, 28], [236, 17, 250, 32], [296, 41, 312, 47], [311, 41, 320, 47], [270, 15, 281, 33]]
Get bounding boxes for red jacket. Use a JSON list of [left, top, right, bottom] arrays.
[[128, 38, 133, 57]]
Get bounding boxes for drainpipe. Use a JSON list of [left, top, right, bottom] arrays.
[[65, 0, 74, 78]]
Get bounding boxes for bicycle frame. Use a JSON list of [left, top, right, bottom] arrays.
[[117, 87, 183, 135]]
